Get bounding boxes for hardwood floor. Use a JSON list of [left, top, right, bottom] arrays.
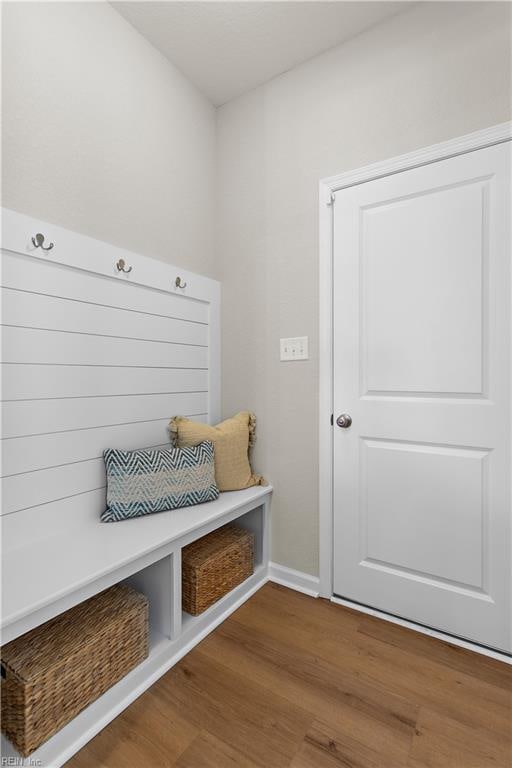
[[68, 583, 512, 768]]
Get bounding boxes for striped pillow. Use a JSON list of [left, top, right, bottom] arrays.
[[102, 441, 219, 522]]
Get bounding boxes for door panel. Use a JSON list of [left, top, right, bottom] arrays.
[[362, 439, 486, 588], [363, 181, 485, 394], [332, 142, 511, 652]]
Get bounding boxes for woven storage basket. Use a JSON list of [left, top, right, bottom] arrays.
[[182, 524, 254, 615], [1, 584, 149, 757]]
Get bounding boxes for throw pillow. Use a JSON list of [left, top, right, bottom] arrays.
[[102, 441, 218, 522], [169, 412, 265, 492]]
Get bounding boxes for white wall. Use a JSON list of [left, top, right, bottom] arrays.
[[3, 1, 511, 578], [216, 1, 512, 576], [1, 1, 216, 277]]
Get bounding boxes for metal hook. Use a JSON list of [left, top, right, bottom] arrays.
[[31, 233, 54, 251], [175, 276, 187, 289], [116, 258, 132, 274]]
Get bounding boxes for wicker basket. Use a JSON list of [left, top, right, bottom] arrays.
[[182, 524, 254, 615], [1, 584, 149, 757]]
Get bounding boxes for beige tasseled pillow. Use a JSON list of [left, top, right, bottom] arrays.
[[169, 412, 265, 492]]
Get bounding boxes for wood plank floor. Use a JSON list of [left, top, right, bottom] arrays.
[[68, 583, 512, 768]]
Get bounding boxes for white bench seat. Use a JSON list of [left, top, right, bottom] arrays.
[[1, 485, 272, 767], [0, 210, 271, 767], [1, 485, 272, 643]]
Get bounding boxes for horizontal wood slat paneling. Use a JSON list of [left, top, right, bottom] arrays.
[[3, 440, 187, 515], [1, 365, 209, 401], [2, 392, 208, 438], [2, 458, 106, 515], [2, 415, 208, 477], [2, 288, 208, 347], [1, 252, 209, 324], [2, 327, 208, 368], [1, 238, 215, 526], [1, 489, 108, 540]]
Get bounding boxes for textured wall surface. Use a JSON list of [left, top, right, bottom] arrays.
[[3, 1, 511, 576], [216, 1, 512, 575], [2, 1, 217, 277]]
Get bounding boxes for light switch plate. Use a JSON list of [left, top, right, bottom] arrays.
[[280, 336, 309, 361]]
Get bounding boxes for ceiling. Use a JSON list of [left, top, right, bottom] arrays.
[[112, 2, 410, 106]]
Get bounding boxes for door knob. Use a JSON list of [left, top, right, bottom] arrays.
[[336, 413, 352, 429]]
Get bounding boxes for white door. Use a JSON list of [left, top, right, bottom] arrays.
[[332, 142, 511, 652]]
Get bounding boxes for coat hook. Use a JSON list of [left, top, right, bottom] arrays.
[[31, 233, 54, 251], [116, 258, 132, 274], [175, 276, 187, 289]]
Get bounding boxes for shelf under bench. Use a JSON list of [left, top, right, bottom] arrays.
[[1, 485, 272, 767]]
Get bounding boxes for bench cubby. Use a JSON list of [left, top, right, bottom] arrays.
[[1, 486, 272, 767]]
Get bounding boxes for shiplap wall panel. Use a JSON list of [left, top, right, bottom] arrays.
[[2, 392, 208, 438], [2, 288, 209, 346], [2, 327, 208, 368], [3, 458, 106, 514], [2, 489, 109, 542], [1, 212, 219, 523], [3, 415, 208, 477], [1, 365, 209, 400], [1, 252, 209, 324], [3, 439, 192, 515]]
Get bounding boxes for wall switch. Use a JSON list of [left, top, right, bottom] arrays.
[[280, 336, 309, 361]]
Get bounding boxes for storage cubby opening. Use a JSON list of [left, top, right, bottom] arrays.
[[181, 505, 266, 629], [122, 554, 175, 650], [234, 504, 265, 567]]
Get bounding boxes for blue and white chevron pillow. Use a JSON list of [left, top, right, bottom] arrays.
[[102, 441, 219, 522]]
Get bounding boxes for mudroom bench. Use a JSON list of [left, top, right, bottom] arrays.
[[1, 485, 272, 767]]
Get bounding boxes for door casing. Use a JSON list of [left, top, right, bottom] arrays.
[[318, 123, 512, 646]]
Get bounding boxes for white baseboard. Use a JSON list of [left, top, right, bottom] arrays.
[[268, 562, 320, 597], [331, 596, 512, 665]]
